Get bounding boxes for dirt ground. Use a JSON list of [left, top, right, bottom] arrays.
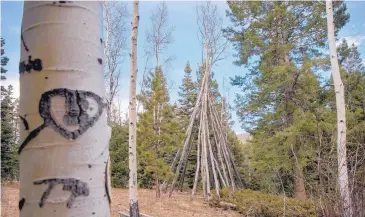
[[1, 183, 240, 217]]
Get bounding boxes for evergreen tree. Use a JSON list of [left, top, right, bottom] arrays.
[[1, 38, 18, 180], [176, 62, 198, 189], [1, 38, 9, 81], [225, 1, 349, 199], [177, 62, 197, 128], [1, 85, 18, 180], [109, 121, 129, 188], [137, 66, 183, 196]]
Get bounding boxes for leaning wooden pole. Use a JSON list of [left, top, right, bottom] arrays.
[[192, 111, 203, 196], [168, 72, 207, 197], [129, 0, 140, 216], [326, 1, 352, 216]]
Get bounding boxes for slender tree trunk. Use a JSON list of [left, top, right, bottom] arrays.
[[192, 112, 203, 196], [293, 163, 307, 200], [210, 98, 235, 190], [206, 119, 220, 197], [18, 2, 111, 216], [129, 0, 140, 216], [153, 105, 161, 198], [209, 101, 229, 187], [326, 1, 352, 216]]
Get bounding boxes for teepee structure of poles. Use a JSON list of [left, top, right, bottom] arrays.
[[163, 40, 243, 200]]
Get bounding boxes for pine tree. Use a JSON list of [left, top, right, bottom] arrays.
[[1, 85, 18, 180], [176, 62, 198, 190], [1, 38, 18, 181], [1, 38, 9, 81], [225, 1, 349, 199], [110, 121, 129, 188], [177, 62, 197, 128], [137, 66, 182, 197]]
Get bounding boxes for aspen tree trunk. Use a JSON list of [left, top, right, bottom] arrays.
[[293, 164, 307, 200], [18, 2, 111, 216], [129, 0, 140, 216], [326, 1, 352, 216]]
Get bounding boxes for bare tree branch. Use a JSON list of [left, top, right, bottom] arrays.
[[103, 1, 130, 123]]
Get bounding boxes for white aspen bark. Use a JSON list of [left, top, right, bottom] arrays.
[[103, 3, 110, 57], [129, 0, 140, 216], [213, 156, 226, 188], [18, 2, 110, 216], [202, 122, 210, 199], [201, 118, 207, 199], [326, 1, 352, 216], [202, 43, 211, 199]]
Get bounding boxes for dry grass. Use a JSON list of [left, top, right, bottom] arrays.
[[1, 182, 240, 217]]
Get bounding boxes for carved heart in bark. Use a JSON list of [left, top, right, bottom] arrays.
[[18, 88, 105, 154], [39, 88, 105, 140]]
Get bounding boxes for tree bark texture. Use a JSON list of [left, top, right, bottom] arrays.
[[129, 0, 140, 216], [326, 1, 352, 216], [18, 2, 111, 216]]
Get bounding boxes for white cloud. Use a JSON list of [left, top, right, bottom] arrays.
[[337, 36, 365, 47]]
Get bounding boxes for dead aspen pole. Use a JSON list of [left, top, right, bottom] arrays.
[[192, 111, 203, 196]]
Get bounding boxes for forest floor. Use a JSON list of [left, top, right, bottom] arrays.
[[1, 182, 241, 217]]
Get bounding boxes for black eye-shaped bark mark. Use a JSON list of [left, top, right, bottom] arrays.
[[53, 1, 72, 4], [21, 34, 29, 52], [19, 115, 29, 130], [19, 56, 43, 74], [18, 88, 105, 154], [105, 158, 111, 203], [97, 58, 102, 65], [19, 198, 25, 210], [34, 178, 89, 209]]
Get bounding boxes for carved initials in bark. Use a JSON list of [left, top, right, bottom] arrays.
[[18, 88, 105, 154], [19, 56, 43, 74], [34, 178, 89, 208]]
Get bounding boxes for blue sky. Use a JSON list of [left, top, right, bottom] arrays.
[[1, 1, 365, 133]]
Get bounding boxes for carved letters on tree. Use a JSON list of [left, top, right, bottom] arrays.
[[18, 88, 105, 154]]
